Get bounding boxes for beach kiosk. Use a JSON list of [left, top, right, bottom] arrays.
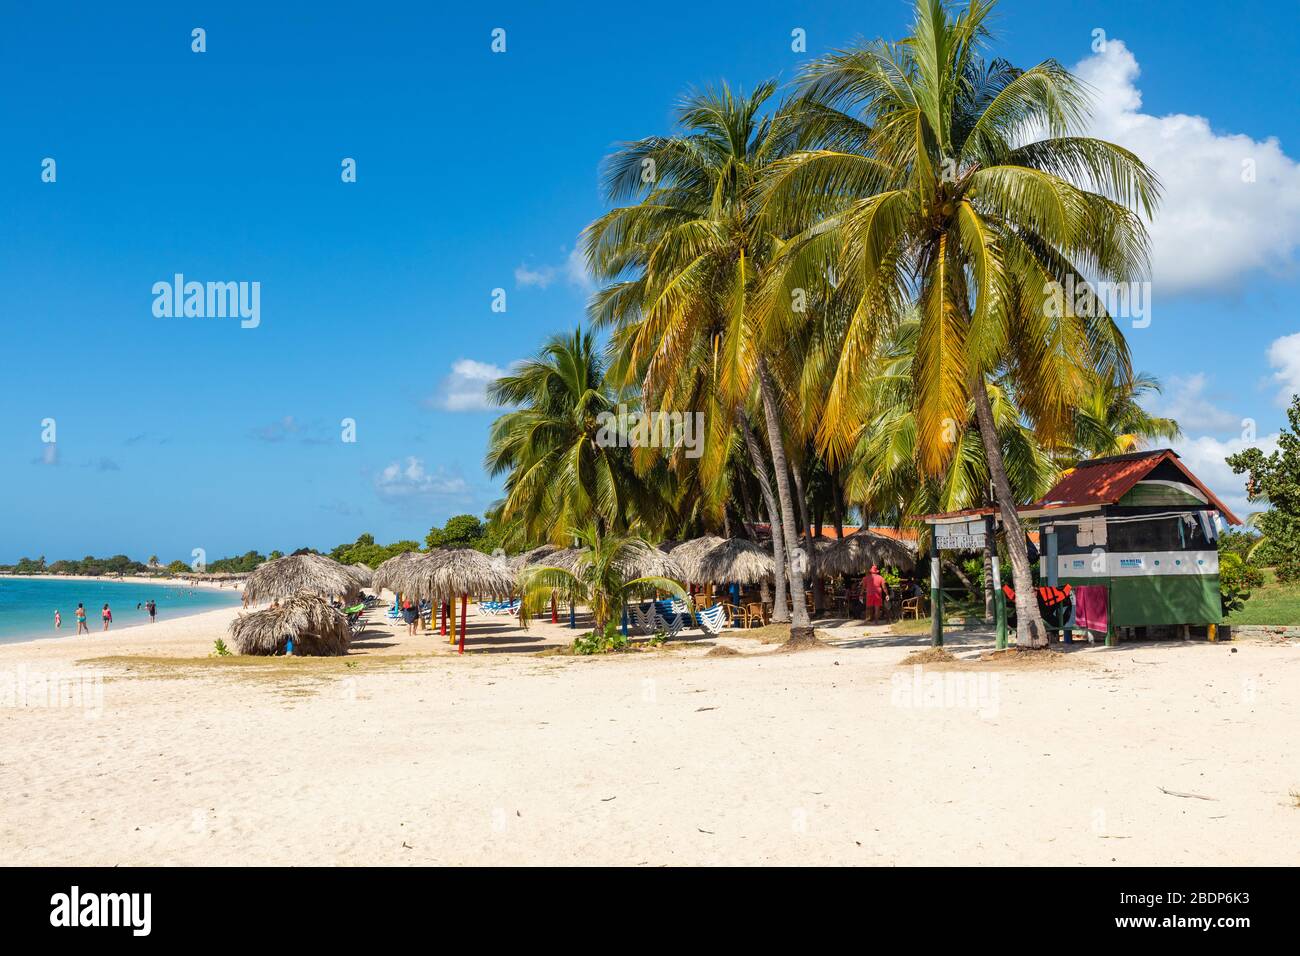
[[920, 449, 1240, 648], [1020, 449, 1240, 643]]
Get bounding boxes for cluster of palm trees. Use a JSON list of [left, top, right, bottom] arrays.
[[485, 0, 1178, 647]]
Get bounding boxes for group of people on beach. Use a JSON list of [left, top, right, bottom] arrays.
[[53, 599, 156, 633]]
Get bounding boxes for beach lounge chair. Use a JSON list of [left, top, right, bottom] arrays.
[[697, 603, 727, 636], [658, 610, 685, 639], [629, 603, 658, 635], [345, 602, 366, 635]]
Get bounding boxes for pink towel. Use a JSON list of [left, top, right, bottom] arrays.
[[1073, 584, 1108, 634]]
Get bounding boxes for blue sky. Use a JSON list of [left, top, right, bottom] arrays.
[[3, 0, 1298, 562]]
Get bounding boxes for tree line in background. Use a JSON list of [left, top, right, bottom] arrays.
[[0, 515, 500, 578]]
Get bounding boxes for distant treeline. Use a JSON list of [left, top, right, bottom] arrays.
[[1, 514, 503, 577]]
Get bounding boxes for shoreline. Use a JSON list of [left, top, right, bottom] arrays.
[[0, 573, 239, 593], [0, 577, 244, 647]]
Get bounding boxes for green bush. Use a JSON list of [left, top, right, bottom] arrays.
[[571, 620, 630, 655], [1219, 552, 1264, 614]]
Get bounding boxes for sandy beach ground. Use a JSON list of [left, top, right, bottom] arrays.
[[1, 600, 1296, 866]]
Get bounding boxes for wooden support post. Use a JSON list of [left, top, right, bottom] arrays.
[[1208, 623, 1217, 643], [930, 555, 943, 648], [550, 593, 557, 624], [459, 594, 467, 654], [992, 555, 1007, 650]]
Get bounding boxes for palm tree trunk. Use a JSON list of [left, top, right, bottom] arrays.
[[970, 376, 1047, 647], [757, 358, 813, 636], [739, 410, 789, 622], [791, 460, 821, 618]]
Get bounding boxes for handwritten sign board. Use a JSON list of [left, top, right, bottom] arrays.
[[934, 519, 987, 551]]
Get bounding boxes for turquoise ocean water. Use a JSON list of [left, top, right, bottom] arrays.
[[0, 577, 242, 644]]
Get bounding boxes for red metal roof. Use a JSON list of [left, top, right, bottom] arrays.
[[1026, 449, 1241, 524]]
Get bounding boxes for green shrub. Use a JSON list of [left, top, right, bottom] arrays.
[[1219, 552, 1264, 614], [571, 620, 630, 655]]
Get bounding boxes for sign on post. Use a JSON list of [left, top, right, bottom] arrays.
[[934, 519, 986, 551]]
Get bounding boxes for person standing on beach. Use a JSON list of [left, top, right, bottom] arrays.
[[75, 603, 88, 634], [148, 599, 157, 622], [401, 595, 419, 635], [101, 603, 113, 631], [862, 566, 886, 623], [54, 609, 61, 630]]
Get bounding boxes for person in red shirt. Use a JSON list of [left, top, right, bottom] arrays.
[[862, 566, 886, 622]]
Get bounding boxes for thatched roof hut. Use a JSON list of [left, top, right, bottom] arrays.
[[228, 592, 351, 656], [392, 548, 515, 603], [243, 553, 358, 605], [371, 550, 422, 594], [690, 537, 775, 585], [814, 530, 916, 575]]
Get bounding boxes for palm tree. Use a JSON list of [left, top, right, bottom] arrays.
[[761, 0, 1160, 646], [517, 526, 690, 639], [1067, 371, 1179, 462], [583, 82, 817, 638], [843, 314, 1057, 618], [484, 328, 670, 547]]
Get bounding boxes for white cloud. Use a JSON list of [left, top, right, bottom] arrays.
[[514, 264, 557, 288], [429, 359, 508, 412], [514, 244, 593, 292], [1075, 40, 1300, 294], [564, 246, 594, 290], [1155, 373, 1241, 433], [1172, 432, 1278, 523], [374, 457, 469, 499], [1267, 332, 1300, 405]]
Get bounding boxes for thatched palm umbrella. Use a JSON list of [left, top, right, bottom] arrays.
[[228, 592, 350, 656], [371, 550, 422, 594], [667, 536, 727, 582], [243, 553, 358, 605], [348, 563, 373, 589], [814, 530, 917, 576], [613, 541, 684, 580], [539, 547, 585, 574], [692, 537, 775, 586], [509, 545, 559, 571], [511, 545, 566, 621], [394, 549, 515, 653]]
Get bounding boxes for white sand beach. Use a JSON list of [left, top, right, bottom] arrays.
[[1, 604, 1296, 866]]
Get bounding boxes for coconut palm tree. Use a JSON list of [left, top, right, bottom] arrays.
[[582, 81, 817, 638], [843, 316, 1058, 522], [760, 0, 1160, 646], [484, 328, 671, 547], [1067, 371, 1179, 462]]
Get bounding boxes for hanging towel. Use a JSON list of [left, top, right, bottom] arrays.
[[1073, 584, 1109, 635]]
